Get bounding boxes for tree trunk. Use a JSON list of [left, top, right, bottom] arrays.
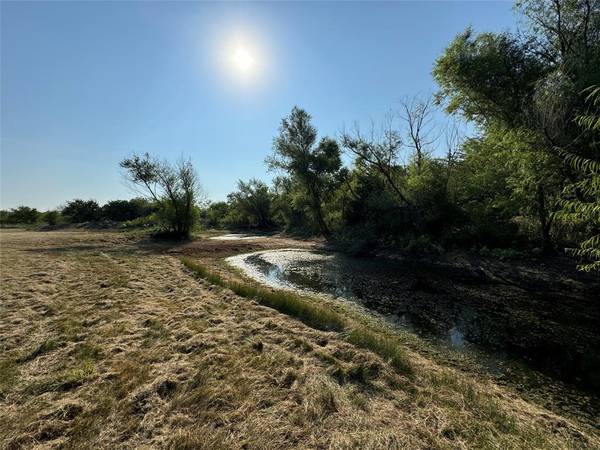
[[314, 202, 330, 237]]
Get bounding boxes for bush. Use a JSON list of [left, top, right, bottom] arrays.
[[153, 200, 200, 236], [121, 214, 158, 229], [41, 210, 61, 225], [102, 198, 155, 222], [62, 199, 101, 223], [0, 206, 40, 224], [201, 201, 229, 229]]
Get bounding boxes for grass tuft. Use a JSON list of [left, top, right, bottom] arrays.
[[25, 360, 95, 396], [346, 327, 413, 375]]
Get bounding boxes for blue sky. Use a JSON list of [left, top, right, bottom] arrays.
[[1, 1, 517, 210]]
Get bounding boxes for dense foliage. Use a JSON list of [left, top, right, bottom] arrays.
[[0, 198, 156, 227], [556, 87, 600, 271], [200, 0, 599, 270]]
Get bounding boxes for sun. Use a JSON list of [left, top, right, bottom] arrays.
[[231, 46, 255, 74]]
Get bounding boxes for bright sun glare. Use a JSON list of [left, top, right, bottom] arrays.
[[232, 46, 255, 74]]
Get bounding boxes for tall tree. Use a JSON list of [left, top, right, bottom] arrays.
[[120, 153, 201, 237], [267, 107, 341, 237], [433, 0, 600, 250]]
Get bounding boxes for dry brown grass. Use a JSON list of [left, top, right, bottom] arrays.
[[0, 229, 598, 449]]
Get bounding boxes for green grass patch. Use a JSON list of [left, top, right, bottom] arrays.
[[181, 259, 228, 287], [228, 280, 346, 332], [346, 326, 413, 375], [0, 359, 19, 398], [70, 342, 104, 362], [180, 257, 412, 375], [25, 360, 95, 396], [18, 339, 63, 363]]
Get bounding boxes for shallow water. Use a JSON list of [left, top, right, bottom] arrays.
[[209, 233, 266, 241], [227, 248, 600, 423], [228, 249, 476, 350]]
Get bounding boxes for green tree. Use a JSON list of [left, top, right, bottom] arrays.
[[267, 107, 342, 237], [102, 198, 154, 222], [226, 179, 274, 229], [433, 0, 600, 251], [433, 29, 546, 127], [556, 86, 600, 271], [1, 206, 40, 224], [62, 200, 101, 223], [269, 176, 317, 234], [42, 210, 61, 225], [202, 201, 230, 229], [120, 153, 201, 237]]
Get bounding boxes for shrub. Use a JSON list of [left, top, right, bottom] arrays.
[[102, 198, 155, 222], [0, 206, 40, 224], [42, 210, 61, 225], [62, 199, 101, 223]]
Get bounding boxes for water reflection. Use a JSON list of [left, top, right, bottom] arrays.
[[235, 250, 473, 350], [449, 326, 465, 347]]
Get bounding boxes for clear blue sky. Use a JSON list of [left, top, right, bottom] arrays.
[[1, 1, 517, 210]]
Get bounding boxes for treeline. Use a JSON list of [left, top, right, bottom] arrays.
[[4, 0, 598, 270], [204, 0, 600, 269], [0, 198, 156, 227], [2, 155, 203, 236]]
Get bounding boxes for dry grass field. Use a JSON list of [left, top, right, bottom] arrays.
[[0, 229, 598, 449]]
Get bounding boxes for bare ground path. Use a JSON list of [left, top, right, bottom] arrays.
[[0, 230, 598, 449]]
